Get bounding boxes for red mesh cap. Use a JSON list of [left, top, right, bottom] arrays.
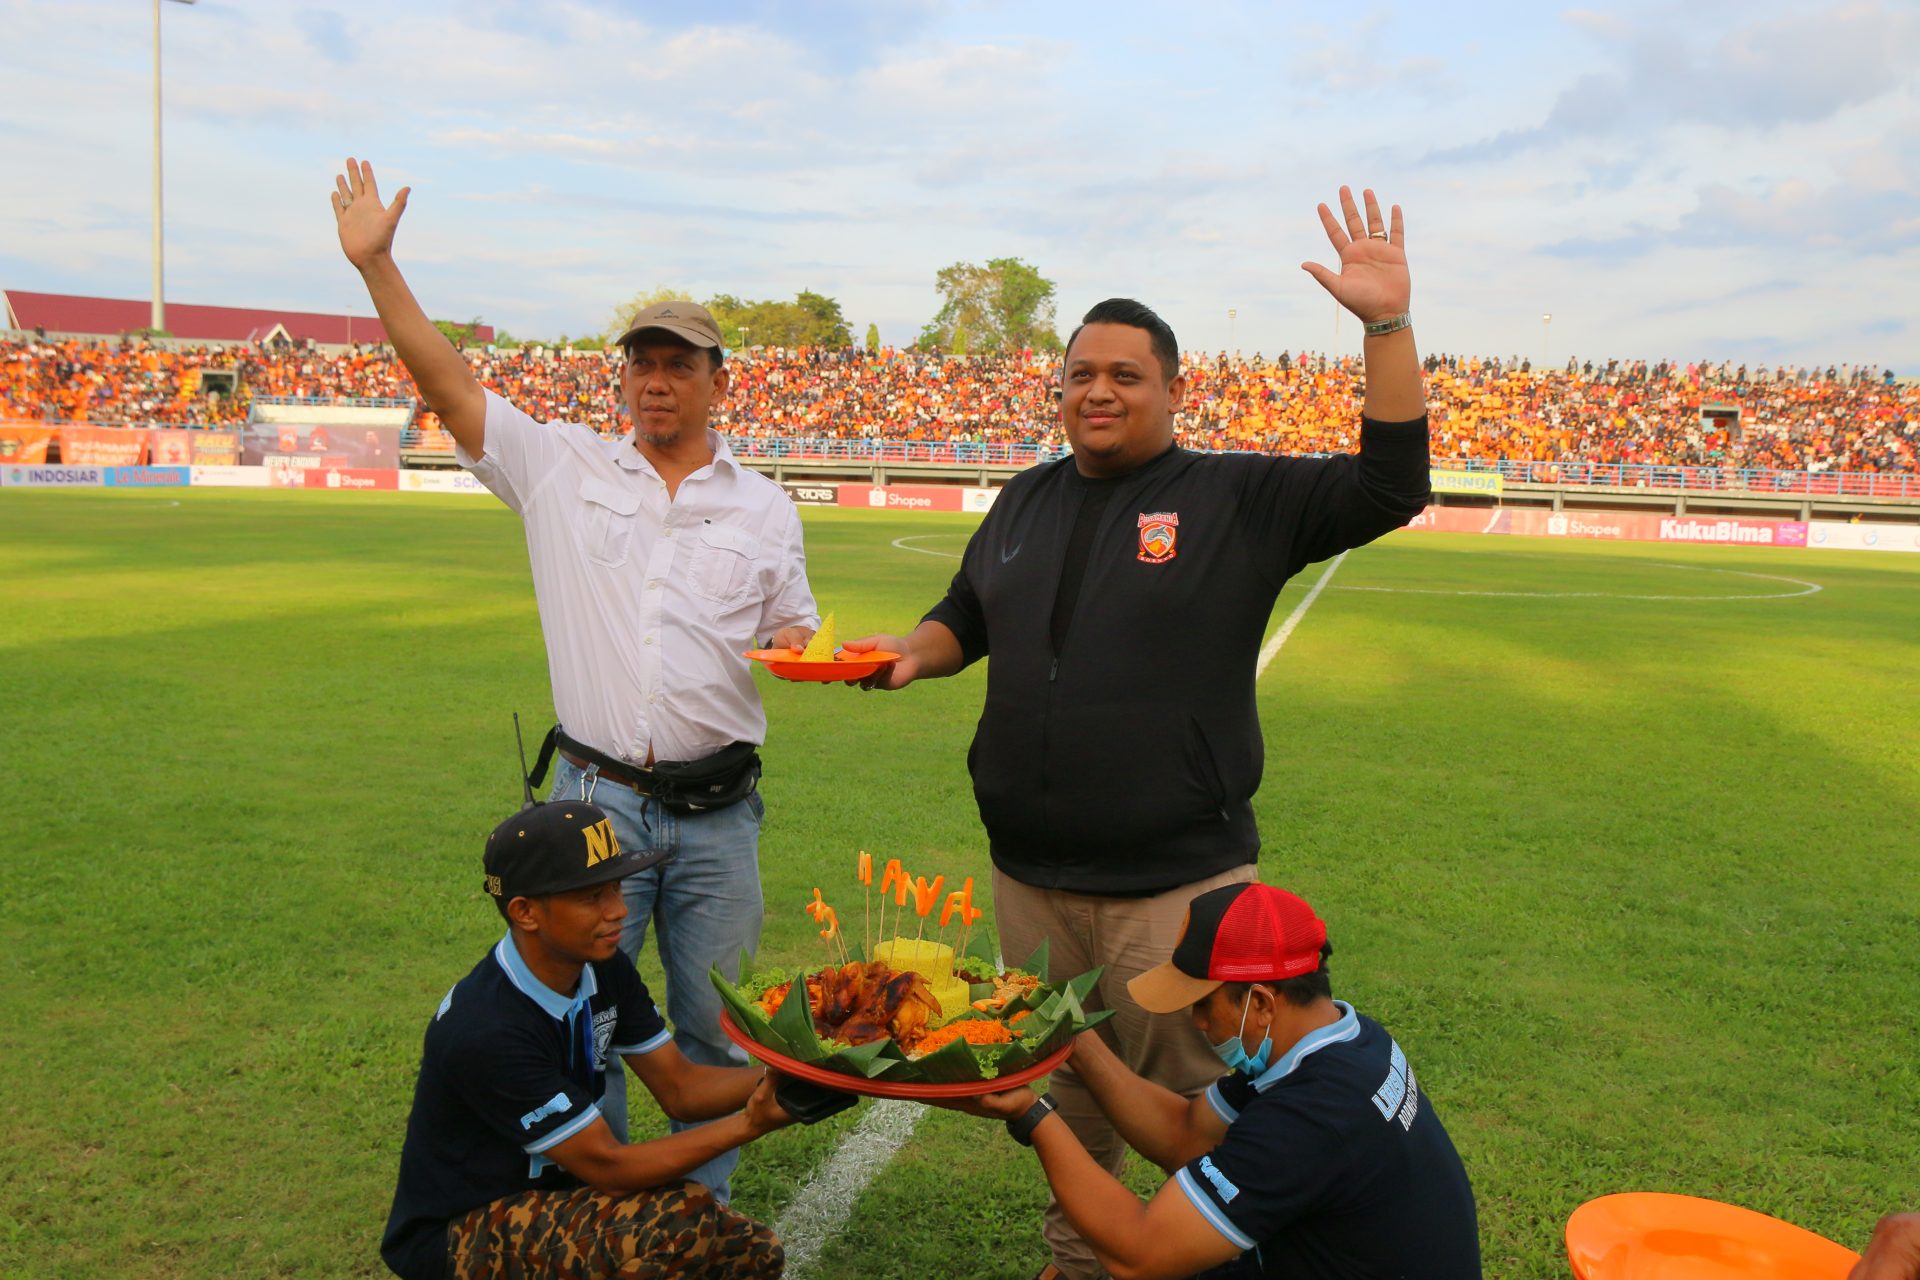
[[1130, 883, 1328, 1013], [1205, 883, 1327, 981]]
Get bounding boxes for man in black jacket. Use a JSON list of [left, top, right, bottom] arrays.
[[848, 187, 1432, 1280]]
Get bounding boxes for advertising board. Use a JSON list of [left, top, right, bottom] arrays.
[[59, 427, 148, 466], [782, 481, 840, 506], [150, 429, 241, 466], [397, 469, 490, 495], [266, 467, 399, 491], [103, 466, 190, 487], [1431, 468, 1504, 496], [241, 424, 402, 469], [189, 464, 271, 488], [836, 483, 967, 512], [1656, 516, 1807, 546], [1806, 520, 1920, 553], [0, 426, 57, 464], [2, 464, 105, 487]]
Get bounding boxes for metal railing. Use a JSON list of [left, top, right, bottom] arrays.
[[1439, 457, 1920, 499]]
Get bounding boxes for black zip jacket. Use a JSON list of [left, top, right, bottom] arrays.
[[925, 418, 1431, 893]]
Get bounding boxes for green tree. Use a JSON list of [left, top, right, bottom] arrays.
[[602, 286, 696, 343], [950, 322, 969, 356], [865, 322, 880, 353], [918, 257, 1061, 353], [433, 316, 490, 347], [704, 290, 851, 349]]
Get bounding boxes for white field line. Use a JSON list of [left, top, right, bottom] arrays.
[[889, 533, 965, 558], [1256, 551, 1348, 677], [1326, 563, 1823, 602], [774, 1098, 924, 1275]]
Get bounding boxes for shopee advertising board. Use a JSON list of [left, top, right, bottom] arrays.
[[267, 467, 400, 491], [837, 484, 966, 512], [1807, 520, 1920, 553]]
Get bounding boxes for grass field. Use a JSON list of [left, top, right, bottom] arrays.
[[2, 488, 1916, 1279]]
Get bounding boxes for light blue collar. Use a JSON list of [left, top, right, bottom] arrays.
[[494, 931, 598, 1022], [1251, 1000, 1360, 1092]]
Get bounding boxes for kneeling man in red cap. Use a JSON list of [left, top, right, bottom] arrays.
[[940, 883, 1480, 1280]]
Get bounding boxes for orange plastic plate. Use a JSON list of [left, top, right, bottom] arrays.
[[1566, 1193, 1860, 1280], [743, 648, 900, 682]]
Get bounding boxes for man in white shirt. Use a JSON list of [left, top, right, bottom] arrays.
[[333, 158, 818, 1201]]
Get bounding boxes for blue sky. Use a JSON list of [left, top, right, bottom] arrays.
[[5, 0, 1916, 367]]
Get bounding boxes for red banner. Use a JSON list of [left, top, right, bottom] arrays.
[[59, 427, 148, 466], [267, 467, 399, 491], [149, 429, 241, 467], [0, 426, 57, 464], [835, 483, 966, 512]]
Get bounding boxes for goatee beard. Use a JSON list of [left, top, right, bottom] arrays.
[[635, 427, 681, 448]]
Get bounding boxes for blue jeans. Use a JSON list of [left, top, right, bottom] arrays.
[[550, 757, 765, 1201]]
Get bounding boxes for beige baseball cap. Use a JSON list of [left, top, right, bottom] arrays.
[[614, 301, 724, 351]]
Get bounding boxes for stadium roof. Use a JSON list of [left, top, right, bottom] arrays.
[[2, 289, 492, 346]]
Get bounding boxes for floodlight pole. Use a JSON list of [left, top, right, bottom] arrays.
[[1228, 308, 1237, 356], [151, 0, 197, 335], [1542, 312, 1553, 368]]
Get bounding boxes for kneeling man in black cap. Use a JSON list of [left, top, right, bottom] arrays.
[[381, 802, 793, 1280], [940, 883, 1480, 1280]]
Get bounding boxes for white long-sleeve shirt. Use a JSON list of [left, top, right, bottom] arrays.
[[460, 390, 818, 764]]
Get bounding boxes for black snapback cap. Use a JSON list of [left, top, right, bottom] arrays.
[[482, 802, 665, 904]]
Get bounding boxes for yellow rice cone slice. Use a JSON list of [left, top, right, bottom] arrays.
[[799, 613, 837, 661]]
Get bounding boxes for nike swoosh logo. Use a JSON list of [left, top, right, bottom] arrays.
[[1001, 542, 1022, 563]]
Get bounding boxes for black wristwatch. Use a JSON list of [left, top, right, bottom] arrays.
[[1007, 1094, 1058, 1147]]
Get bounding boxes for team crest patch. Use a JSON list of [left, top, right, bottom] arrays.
[[1137, 512, 1179, 563]]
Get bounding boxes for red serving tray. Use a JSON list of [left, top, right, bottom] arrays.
[[743, 648, 901, 683], [718, 1009, 1071, 1099]]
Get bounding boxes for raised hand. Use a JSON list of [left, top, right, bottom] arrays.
[[332, 157, 412, 271], [1301, 186, 1410, 325]]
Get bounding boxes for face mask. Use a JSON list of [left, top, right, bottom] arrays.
[[1210, 988, 1273, 1075]]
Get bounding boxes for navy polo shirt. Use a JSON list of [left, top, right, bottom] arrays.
[[1175, 1002, 1481, 1279], [380, 933, 671, 1280]]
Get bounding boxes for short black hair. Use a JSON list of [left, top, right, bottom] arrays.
[[1066, 297, 1180, 382], [1224, 941, 1335, 1008], [621, 336, 724, 372]]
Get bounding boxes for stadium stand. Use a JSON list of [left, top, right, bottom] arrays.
[[2, 335, 1913, 482], [2, 289, 492, 348]]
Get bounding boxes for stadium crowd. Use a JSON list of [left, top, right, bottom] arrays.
[[2, 335, 1914, 475]]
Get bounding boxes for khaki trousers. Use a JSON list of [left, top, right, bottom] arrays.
[[993, 862, 1257, 1280]]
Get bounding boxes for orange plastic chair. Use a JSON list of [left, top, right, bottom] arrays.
[[1567, 1193, 1859, 1280]]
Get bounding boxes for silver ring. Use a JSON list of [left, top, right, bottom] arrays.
[[1368, 230, 1388, 240], [340, 195, 353, 207]]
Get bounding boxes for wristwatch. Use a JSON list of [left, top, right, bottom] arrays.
[[1364, 311, 1413, 337], [1007, 1094, 1059, 1147]]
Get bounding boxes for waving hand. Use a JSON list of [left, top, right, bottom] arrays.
[[1301, 186, 1410, 325], [333, 157, 412, 270]]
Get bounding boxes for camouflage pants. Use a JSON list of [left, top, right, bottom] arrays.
[[447, 1181, 784, 1279]]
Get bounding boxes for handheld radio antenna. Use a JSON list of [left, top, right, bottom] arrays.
[[513, 713, 536, 809]]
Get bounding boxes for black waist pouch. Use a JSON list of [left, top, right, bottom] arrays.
[[532, 727, 761, 814], [649, 741, 762, 813]]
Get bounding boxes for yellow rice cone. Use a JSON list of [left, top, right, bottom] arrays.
[[800, 613, 837, 661]]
